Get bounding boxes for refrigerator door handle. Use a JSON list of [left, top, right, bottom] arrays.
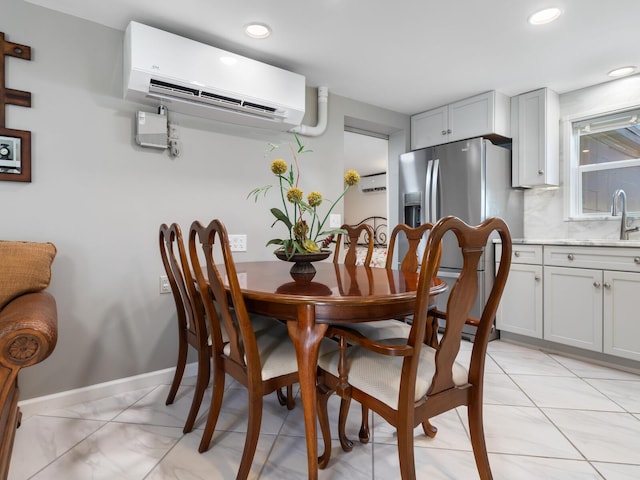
[[431, 158, 440, 223], [425, 159, 433, 223]]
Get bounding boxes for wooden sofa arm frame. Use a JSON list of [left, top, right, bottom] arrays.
[[0, 291, 58, 480]]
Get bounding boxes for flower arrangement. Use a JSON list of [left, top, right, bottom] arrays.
[[248, 134, 360, 257]]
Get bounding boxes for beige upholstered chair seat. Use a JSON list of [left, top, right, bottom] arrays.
[[223, 321, 337, 381], [344, 319, 412, 342], [319, 339, 468, 410]]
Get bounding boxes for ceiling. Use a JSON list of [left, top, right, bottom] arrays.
[[23, 0, 640, 117]]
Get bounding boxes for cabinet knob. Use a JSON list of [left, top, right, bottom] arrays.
[[535, 276, 541, 281], [634, 257, 640, 264], [538, 169, 544, 175], [447, 129, 452, 134], [441, 130, 447, 135], [593, 281, 601, 288], [567, 254, 574, 261], [603, 282, 611, 289], [514, 251, 520, 257]]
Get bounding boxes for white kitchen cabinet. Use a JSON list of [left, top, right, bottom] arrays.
[[603, 270, 640, 361], [543, 266, 603, 352], [542, 245, 640, 358], [496, 244, 543, 338], [410, 106, 447, 150], [511, 87, 559, 188], [411, 91, 510, 150]]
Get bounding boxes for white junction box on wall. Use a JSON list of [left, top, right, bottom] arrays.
[[136, 110, 168, 149]]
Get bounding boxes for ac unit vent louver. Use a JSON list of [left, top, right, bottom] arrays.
[[124, 22, 306, 130]]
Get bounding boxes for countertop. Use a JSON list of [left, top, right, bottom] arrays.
[[495, 238, 640, 248]]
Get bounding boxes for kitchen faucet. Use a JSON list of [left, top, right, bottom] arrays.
[[611, 189, 640, 240]]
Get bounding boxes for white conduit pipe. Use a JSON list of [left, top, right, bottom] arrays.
[[289, 86, 328, 137]]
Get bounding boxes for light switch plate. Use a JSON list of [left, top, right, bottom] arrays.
[[329, 214, 341, 228]]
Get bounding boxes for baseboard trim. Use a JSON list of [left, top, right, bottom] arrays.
[[18, 362, 198, 418]]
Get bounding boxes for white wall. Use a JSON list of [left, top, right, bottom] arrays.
[[524, 75, 640, 239], [2, 0, 410, 399]]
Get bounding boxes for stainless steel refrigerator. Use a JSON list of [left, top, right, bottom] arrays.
[[398, 137, 523, 341]]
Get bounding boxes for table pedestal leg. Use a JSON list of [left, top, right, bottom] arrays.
[[287, 304, 328, 480]]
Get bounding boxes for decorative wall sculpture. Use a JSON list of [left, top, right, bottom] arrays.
[[0, 32, 32, 183]]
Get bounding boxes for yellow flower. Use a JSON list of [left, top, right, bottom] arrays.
[[307, 191, 322, 207], [270, 158, 288, 175], [344, 169, 360, 186], [287, 187, 303, 203]]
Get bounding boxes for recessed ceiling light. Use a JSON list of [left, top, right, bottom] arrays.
[[245, 23, 271, 39], [607, 66, 637, 77], [528, 7, 562, 25], [220, 56, 238, 66]]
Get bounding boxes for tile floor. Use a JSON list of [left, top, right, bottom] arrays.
[[10, 340, 640, 479]]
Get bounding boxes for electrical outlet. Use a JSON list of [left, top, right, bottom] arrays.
[[229, 234, 247, 252], [159, 275, 171, 294], [329, 214, 342, 228]]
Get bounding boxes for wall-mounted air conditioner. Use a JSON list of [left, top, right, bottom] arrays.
[[123, 21, 306, 130], [359, 173, 387, 193]]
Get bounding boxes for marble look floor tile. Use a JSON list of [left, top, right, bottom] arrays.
[[373, 444, 479, 479], [543, 409, 640, 464], [510, 375, 625, 411], [40, 386, 156, 421], [463, 405, 583, 459], [29, 422, 182, 480], [592, 462, 640, 479], [9, 416, 105, 480], [489, 454, 602, 479], [549, 354, 640, 380], [146, 429, 276, 480], [454, 349, 502, 373], [482, 373, 535, 406], [584, 378, 640, 413], [488, 350, 575, 376], [278, 389, 366, 440], [112, 384, 211, 430], [195, 386, 292, 435], [261, 434, 373, 480], [487, 339, 539, 353], [372, 409, 471, 451]]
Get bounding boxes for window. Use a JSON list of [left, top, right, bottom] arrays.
[[570, 107, 640, 217]]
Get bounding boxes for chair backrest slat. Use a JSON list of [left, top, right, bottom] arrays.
[[386, 223, 435, 272], [418, 216, 512, 396], [333, 223, 374, 267], [189, 220, 263, 382], [159, 223, 208, 346]]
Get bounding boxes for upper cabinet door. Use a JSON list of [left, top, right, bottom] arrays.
[[511, 88, 559, 188], [449, 92, 494, 142], [410, 91, 510, 150], [410, 106, 447, 150]]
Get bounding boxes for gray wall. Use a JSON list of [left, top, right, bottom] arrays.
[[2, 0, 410, 399]]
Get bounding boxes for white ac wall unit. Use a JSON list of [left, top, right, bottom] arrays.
[[123, 21, 306, 130], [359, 173, 387, 193]]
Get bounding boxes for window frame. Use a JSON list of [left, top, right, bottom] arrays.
[[564, 104, 640, 221]]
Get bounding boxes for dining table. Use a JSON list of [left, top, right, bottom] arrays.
[[224, 260, 447, 479]]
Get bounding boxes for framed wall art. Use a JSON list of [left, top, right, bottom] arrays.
[[0, 127, 31, 182]]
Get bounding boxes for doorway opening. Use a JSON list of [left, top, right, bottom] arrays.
[[343, 128, 389, 251]]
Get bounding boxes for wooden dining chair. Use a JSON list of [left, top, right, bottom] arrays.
[[316, 216, 512, 480], [326, 222, 440, 445], [189, 219, 334, 479], [333, 223, 374, 267], [159, 223, 211, 433]]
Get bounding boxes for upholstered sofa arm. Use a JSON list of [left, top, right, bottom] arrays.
[[0, 291, 57, 369]]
